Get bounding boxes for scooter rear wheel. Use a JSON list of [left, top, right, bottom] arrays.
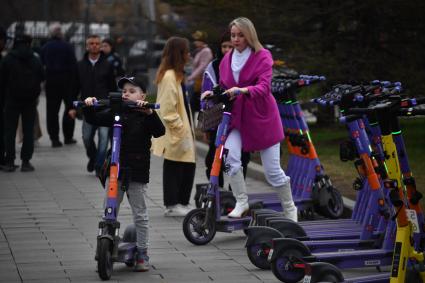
[[98, 238, 113, 280], [122, 224, 136, 243], [317, 186, 344, 219], [183, 208, 216, 245], [270, 248, 306, 283], [309, 262, 344, 283]]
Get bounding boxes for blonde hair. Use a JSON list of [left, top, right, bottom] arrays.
[[229, 17, 263, 52]]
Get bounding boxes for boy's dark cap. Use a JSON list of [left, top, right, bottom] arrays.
[[117, 76, 146, 92]]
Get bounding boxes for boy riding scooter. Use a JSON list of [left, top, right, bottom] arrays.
[[80, 77, 165, 272]]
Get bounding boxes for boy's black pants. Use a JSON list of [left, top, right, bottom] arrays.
[[163, 159, 196, 207], [4, 98, 37, 164]]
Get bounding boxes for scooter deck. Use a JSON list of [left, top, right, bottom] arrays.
[[302, 239, 378, 252], [116, 242, 136, 264], [216, 216, 251, 232], [310, 248, 394, 269]]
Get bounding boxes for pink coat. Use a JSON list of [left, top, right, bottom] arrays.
[[219, 48, 284, 151]]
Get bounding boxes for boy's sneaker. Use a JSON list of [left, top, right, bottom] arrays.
[[134, 250, 149, 272], [164, 205, 188, 217]]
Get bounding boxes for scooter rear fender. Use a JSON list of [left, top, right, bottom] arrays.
[[268, 220, 308, 238], [270, 237, 311, 262], [245, 226, 283, 247]]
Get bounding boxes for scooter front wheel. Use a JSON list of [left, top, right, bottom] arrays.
[[98, 238, 113, 280], [183, 208, 216, 245], [270, 248, 306, 283]]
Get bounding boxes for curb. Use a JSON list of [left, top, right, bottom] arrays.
[[195, 140, 355, 214]]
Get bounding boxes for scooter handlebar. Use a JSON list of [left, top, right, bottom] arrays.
[[73, 100, 160, 109], [398, 107, 425, 116]]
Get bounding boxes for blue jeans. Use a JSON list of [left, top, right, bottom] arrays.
[[82, 119, 110, 169]]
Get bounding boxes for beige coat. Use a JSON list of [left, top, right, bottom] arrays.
[[151, 70, 196, 163]]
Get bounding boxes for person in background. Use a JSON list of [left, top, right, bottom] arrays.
[[0, 27, 8, 169], [101, 38, 125, 80], [41, 23, 78, 147], [151, 37, 196, 217], [200, 29, 250, 188], [81, 76, 165, 272], [69, 34, 116, 175], [186, 30, 213, 122], [218, 17, 297, 221], [0, 34, 44, 172]]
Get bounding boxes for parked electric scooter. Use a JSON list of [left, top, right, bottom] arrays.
[[267, 92, 424, 283], [295, 100, 425, 283], [244, 81, 395, 269], [74, 93, 160, 280]]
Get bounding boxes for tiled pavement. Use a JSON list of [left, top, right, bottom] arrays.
[[0, 94, 388, 282]]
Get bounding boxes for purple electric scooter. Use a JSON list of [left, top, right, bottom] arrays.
[[74, 93, 160, 280], [244, 82, 395, 269], [286, 98, 425, 283], [267, 92, 425, 283]]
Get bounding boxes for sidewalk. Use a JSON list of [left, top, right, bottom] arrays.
[[0, 94, 385, 282]]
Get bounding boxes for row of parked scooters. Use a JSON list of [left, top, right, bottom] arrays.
[[184, 75, 425, 282]]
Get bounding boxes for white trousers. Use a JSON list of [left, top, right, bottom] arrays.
[[224, 129, 289, 187]]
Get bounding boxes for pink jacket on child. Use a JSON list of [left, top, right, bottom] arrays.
[[219, 48, 284, 151]]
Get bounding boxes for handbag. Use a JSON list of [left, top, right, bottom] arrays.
[[197, 102, 224, 131]]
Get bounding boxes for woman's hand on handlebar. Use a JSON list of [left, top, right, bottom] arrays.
[[84, 97, 97, 106], [224, 87, 248, 100], [201, 90, 213, 101], [135, 100, 153, 115]]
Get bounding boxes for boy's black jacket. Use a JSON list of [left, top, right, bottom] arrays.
[[83, 108, 165, 183]]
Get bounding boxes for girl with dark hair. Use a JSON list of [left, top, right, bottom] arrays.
[[152, 37, 196, 217], [101, 38, 125, 80], [200, 29, 250, 188]]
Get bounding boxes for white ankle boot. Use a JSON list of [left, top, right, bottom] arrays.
[[227, 170, 249, 218], [277, 179, 298, 222]]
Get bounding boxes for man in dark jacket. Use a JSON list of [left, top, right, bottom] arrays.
[[69, 34, 115, 174], [41, 24, 78, 147], [0, 34, 44, 172]]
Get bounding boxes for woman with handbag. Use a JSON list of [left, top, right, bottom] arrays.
[[218, 17, 297, 221], [200, 29, 250, 188], [151, 37, 196, 217]]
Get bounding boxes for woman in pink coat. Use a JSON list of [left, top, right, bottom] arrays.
[[218, 17, 297, 220]]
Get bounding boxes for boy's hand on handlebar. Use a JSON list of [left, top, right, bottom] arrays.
[[135, 100, 153, 115], [84, 97, 97, 106], [201, 90, 213, 101]]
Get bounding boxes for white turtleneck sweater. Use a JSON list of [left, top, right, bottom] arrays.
[[231, 47, 252, 83]]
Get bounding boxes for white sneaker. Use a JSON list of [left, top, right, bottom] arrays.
[[228, 202, 249, 218], [164, 205, 188, 217]]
